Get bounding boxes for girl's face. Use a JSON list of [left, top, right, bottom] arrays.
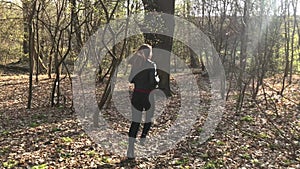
[[137, 49, 147, 60], [138, 50, 145, 57], [139, 47, 152, 60]]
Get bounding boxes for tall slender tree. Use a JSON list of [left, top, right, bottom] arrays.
[[142, 0, 175, 97], [23, 0, 37, 109]]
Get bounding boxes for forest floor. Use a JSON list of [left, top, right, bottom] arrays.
[[0, 71, 299, 169]]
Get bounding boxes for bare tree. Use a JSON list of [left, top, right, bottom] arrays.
[[23, 0, 37, 109], [281, 0, 291, 95]]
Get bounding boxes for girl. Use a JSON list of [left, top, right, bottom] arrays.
[[127, 44, 159, 159]]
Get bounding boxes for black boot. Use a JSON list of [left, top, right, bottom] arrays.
[[127, 122, 140, 159], [127, 137, 136, 159]]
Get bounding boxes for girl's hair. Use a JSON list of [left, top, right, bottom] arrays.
[[128, 44, 152, 68]]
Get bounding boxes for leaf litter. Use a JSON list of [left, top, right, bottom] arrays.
[[0, 74, 299, 168]]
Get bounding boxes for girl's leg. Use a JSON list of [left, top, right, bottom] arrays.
[[141, 93, 155, 139], [127, 105, 142, 159], [129, 107, 143, 138], [141, 110, 153, 139]]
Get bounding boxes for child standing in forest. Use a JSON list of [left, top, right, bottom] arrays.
[[127, 44, 159, 159]]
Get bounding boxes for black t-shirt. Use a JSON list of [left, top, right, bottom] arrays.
[[129, 59, 159, 90]]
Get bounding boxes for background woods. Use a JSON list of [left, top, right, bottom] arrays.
[[0, 0, 299, 168], [0, 0, 298, 108]]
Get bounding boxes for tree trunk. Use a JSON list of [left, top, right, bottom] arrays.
[[35, 9, 39, 83], [25, 0, 37, 109], [289, 0, 298, 84], [28, 24, 34, 109], [142, 0, 175, 97], [281, 0, 290, 95], [47, 52, 52, 79], [236, 0, 249, 112], [71, 0, 83, 53], [22, 2, 29, 57]]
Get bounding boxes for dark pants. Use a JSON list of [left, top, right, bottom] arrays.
[[128, 91, 154, 138]]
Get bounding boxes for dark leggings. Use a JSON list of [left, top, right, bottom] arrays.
[[128, 91, 154, 138]]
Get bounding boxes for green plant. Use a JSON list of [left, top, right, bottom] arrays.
[[0, 147, 10, 155], [119, 141, 127, 146], [241, 115, 254, 122], [29, 122, 39, 128], [86, 150, 96, 157], [241, 145, 250, 151], [101, 156, 112, 163], [216, 140, 226, 146], [240, 153, 251, 160], [2, 130, 9, 135], [204, 160, 224, 169], [61, 152, 72, 158], [61, 137, 73, 143], [258, 132, 270, 139], [3, 160, 18, 169], [32, 164, 48, 169], [204, 161, 216, 169], [51, 127, 61, 132], [200, 153, 209, 159], [251, 159, 260, 165], [175, 158, 189, 165], [197, 127, 203, 132]]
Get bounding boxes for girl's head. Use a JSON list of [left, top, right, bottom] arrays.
[[137, 44, 152, 60], [128, 44, 152, 67]]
